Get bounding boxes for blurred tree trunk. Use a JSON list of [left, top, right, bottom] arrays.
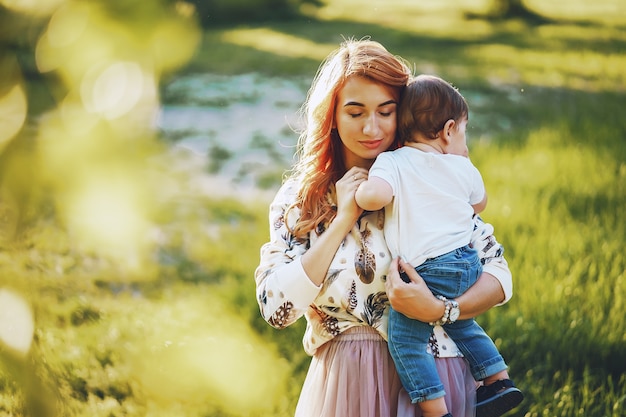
[[490, 0, 546, 21]]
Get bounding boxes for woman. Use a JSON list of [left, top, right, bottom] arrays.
[[255, 39, 513, 417]]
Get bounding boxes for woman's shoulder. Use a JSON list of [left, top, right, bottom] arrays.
[[271, 177, 301, 204]]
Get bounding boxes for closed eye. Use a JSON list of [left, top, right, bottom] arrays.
[[378, 102, 397, 117]]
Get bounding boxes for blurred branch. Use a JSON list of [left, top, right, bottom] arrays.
[[0, 350, 58, 417]]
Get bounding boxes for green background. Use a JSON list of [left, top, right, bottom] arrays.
[[0, 0, 624, 416]]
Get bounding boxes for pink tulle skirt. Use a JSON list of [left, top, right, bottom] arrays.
[[294, 326, 476, 417]]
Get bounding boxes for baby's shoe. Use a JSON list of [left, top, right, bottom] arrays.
[[476, 379, 523, 417]]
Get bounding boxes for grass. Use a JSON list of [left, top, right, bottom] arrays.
[[1, 0, 625, 416]]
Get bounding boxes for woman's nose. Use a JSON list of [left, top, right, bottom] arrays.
[[363, 114, 380, 136]]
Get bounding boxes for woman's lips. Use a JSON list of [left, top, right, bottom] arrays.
[[360, 139, 384, 149]]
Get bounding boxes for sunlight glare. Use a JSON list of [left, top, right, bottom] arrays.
[[149, 20, 201, 74], [65, 179, 151, 270], [46, 2, 90, 48], [35, 2, 106, 77], [221, 28, 335, 61], [0, 289, 34, 355], [131, 296, 290, 414], [81, 61, 145, 119], [467, 44, 625, 91], [0, 0, 64, 15], [0, 83, 27, 152]]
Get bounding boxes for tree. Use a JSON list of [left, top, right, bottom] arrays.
[[489, 0, 548, 22], [186, 0, 322, 28]]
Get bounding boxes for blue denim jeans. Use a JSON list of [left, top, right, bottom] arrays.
[[388, 245, 508, 403]]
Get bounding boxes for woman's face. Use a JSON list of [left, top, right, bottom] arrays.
[[335, 76, 399, 169]]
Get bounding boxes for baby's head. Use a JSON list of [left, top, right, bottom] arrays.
[[398, 74, 469, 144]]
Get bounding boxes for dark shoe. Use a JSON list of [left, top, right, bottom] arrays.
[[476, 379, 523, 417]]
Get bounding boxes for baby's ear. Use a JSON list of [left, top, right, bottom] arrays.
[[443, 119, 456, 134], [441, 119, 456, 142]]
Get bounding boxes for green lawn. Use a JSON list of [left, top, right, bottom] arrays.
[[0, 1, 624, 416]]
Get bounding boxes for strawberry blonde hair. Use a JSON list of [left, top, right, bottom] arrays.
[[286, 39, 411, 238]]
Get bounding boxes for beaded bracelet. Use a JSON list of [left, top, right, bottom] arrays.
[[429, 295, 451, 326]]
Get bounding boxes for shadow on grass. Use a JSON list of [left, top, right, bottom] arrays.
[[187, 14, 626, 81]]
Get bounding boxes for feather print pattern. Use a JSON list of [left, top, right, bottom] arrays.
[[273, 212, 284, 230], [312, 305, 341, 336], [428, 332, 440, 357], [320, 269, 344, 295], [347, 280, 358, 313], [361, 292, 389, 328], [323, 316, 340, 336], [268, 301, 294, 329], [355, 222, 376, 284], [256, 182, 509, 356]]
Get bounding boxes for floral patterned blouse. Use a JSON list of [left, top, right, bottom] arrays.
[[255, 179, 512, 357]]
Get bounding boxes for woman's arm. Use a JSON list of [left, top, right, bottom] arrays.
[[255, 181, 322, 329], [386, 216, 512, 322], [455, 272, 504, 320], [301, 167, 368, 285], [386, 258, 505, 322], [255, 168, 368, 328], [471, 215, 513, 305]]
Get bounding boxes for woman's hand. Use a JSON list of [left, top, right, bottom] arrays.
[[299, 167, 369, 287], [386, 257, 444, 323], [387, 256, 507, 322], [334, 167, 369, 225]]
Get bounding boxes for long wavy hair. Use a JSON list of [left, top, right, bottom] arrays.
[[285, 39, 411, 239]]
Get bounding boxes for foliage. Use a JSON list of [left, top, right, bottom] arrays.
[[0, 0, 625, 416], [184, 0, 323, 28], [480, 0, 548, 22], [468, 87, 625, 416]]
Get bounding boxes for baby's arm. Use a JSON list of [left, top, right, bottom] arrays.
[[355, 176, 393, 211], [472, 191, 488, 214], [469, 160, 488, 213]]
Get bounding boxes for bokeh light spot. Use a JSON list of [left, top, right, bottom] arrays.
[[0, 0, 64, 16], [64, 177, 151, 270], [149, 20, 201, 73], [0, 289, 34, 355], [220, 28, 334, 61], [47, 2, 90, 48], [81, 62, 145, 119], [0, 83, 27, 151]]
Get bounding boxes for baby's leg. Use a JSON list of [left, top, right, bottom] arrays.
[[483, 370, 509, 386], [419, 397, 449, 417]]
